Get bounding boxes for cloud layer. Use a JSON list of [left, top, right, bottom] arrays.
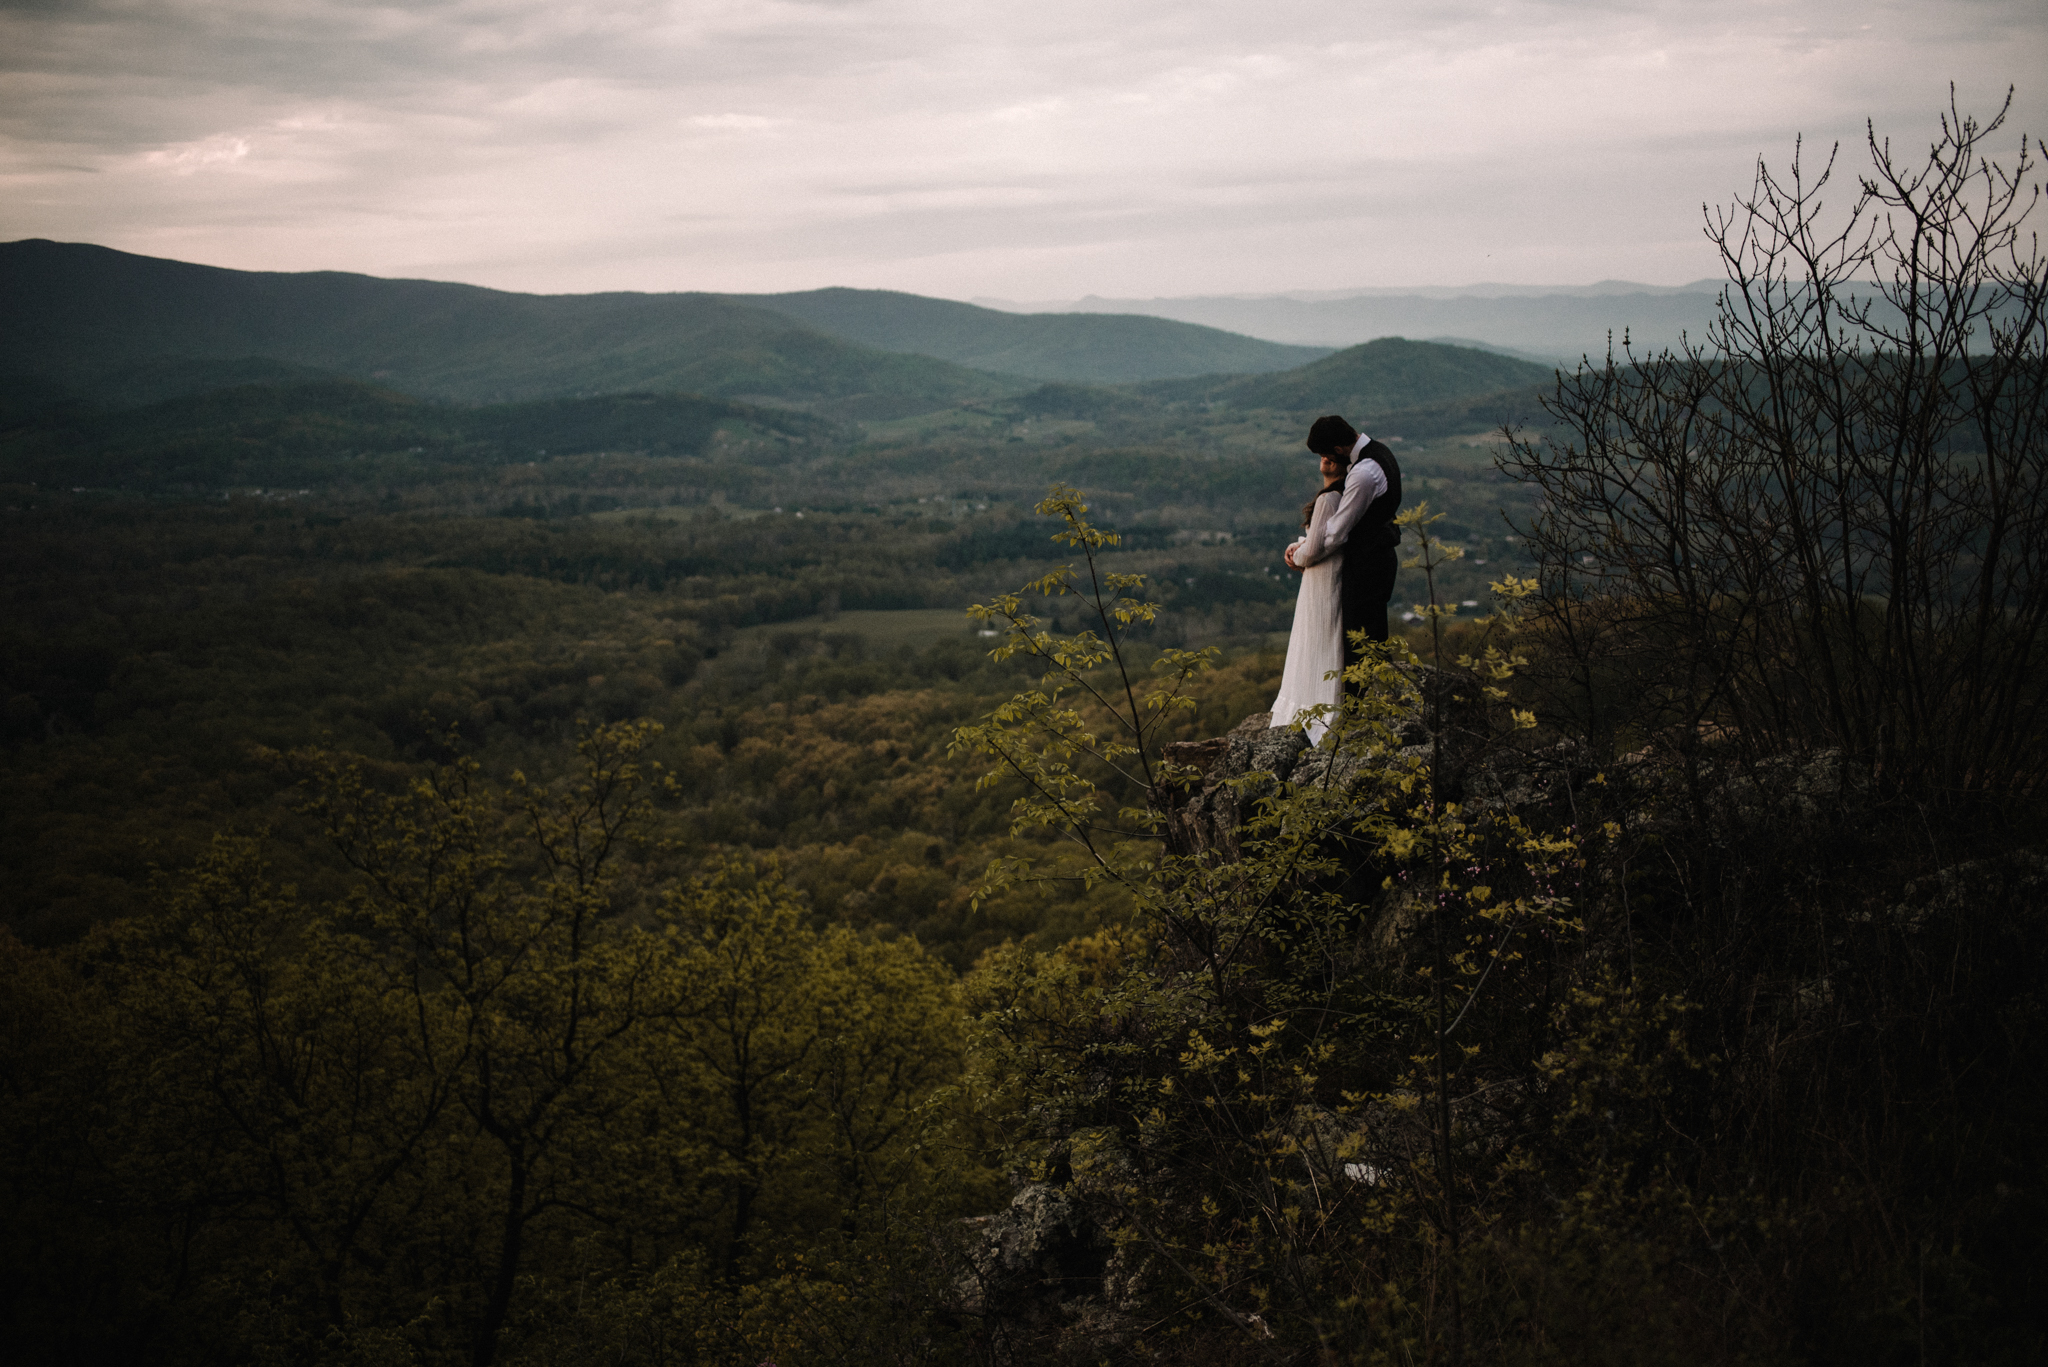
[[2, 0, 2042, 297]]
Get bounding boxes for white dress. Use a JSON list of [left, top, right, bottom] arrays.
[[1269, 490, 1345, 743]]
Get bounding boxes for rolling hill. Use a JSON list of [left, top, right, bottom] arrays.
[[0, 241, 1024, 418], [1, 242, 1568, 461], [872, 336, 1562, 450], [727, 287, 1331, 382], [1139, 336, 1556, 414], [1, 242, 1338, 419]]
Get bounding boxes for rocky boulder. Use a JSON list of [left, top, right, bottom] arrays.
[[953, 1183, 1111, 1344]]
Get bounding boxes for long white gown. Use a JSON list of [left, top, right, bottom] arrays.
[[1269, 490, 1345, 743]]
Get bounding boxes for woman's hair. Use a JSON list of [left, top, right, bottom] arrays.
[[1301, 416, 1355, 524], [1301, 470, 1346, 528]]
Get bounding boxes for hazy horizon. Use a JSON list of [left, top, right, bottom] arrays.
[[1, 236, 1720, 306]]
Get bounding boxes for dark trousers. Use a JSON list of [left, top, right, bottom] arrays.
[[1341, 545, 1399, 683]]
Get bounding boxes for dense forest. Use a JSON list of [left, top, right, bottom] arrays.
[[4, 105, 2046, 1366]]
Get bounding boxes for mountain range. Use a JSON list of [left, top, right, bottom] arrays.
[[729, 287, 1330, 381], [1, 240, 1568, 484], [0, 241, 1329, 417], [980, 283, 1726, 358]]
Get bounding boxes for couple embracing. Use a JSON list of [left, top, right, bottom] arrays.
[[1268, 414, 1403, 742]]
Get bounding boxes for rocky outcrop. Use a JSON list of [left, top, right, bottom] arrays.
[[1161, 662, 1510, 861], [953, 1183, 1112, 1348], [1865, 847, 2048, 936], [1160, 710, 1303, 861], [1165, 681, 1892, 874]]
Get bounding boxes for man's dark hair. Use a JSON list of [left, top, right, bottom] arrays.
[[1306, 414, 1358, 455]]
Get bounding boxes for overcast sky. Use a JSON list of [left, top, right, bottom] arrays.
[[2, 0, 2042, 300]]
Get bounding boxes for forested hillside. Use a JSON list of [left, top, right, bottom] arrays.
[[0, 381, 830, 491], [2, 241, 1323, 408], [1138, 333, 1553, 413]]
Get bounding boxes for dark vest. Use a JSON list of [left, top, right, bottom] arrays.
[[1348, 440, 1402, 551], [1339, 441, 1402, 631]]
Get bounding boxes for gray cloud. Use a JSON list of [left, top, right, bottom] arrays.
[[0, 0, 2042, 299]]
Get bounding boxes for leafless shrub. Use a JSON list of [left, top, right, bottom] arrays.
[[1504, 91, 2047, 801]]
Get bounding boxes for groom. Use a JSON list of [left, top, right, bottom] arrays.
[[1284, 414, 1402, 679]]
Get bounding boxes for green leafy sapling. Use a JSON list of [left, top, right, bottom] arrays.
[[950, 484, 1217, 901]]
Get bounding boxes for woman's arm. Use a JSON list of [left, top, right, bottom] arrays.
[[1294, 491, 1345, 567]]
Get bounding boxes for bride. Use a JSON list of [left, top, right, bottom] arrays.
[[1268, 445, 1350, 741]]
